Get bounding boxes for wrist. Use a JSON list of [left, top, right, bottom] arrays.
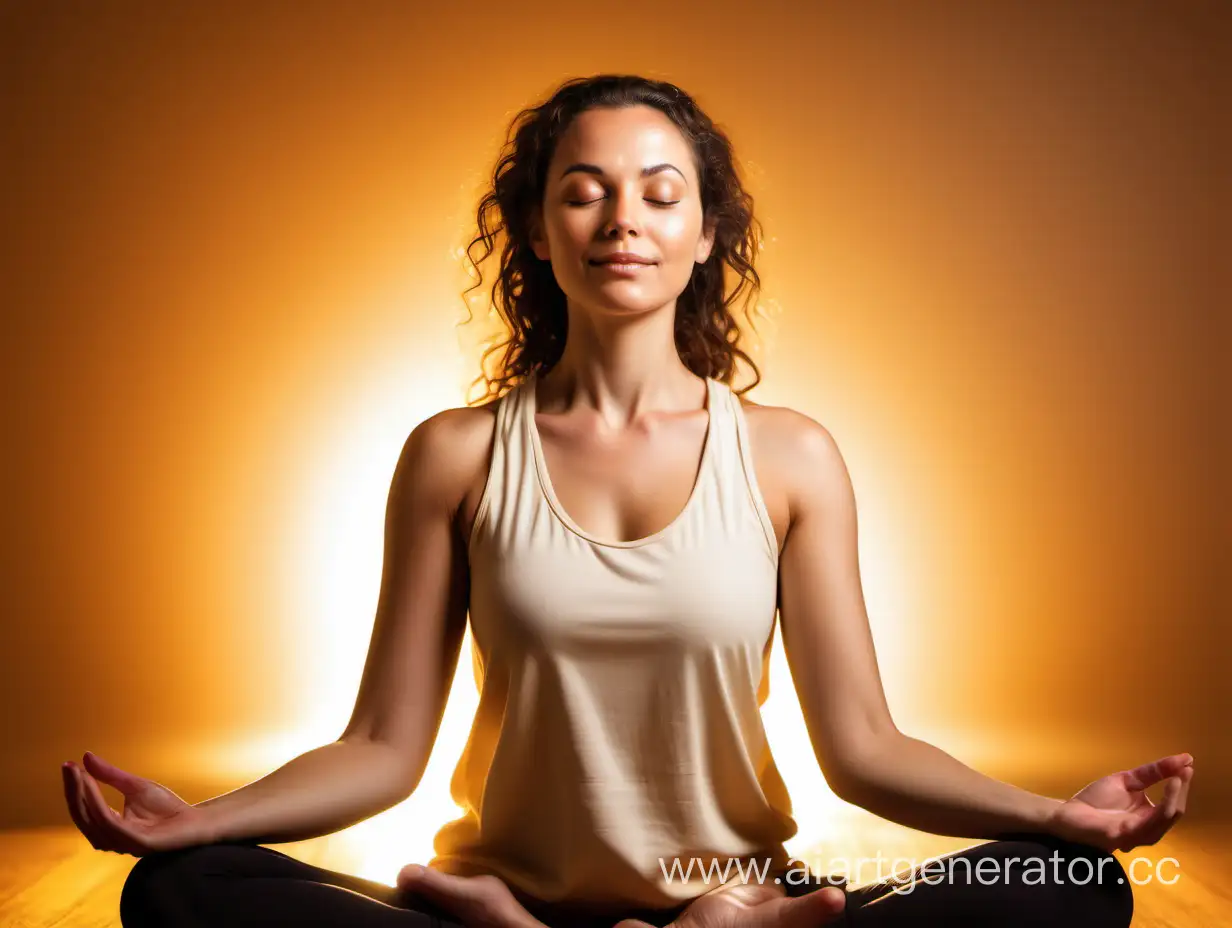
[[1031, 795, 1066, 836], [188, 801, 228, 844]]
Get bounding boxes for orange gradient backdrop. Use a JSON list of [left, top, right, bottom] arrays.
[[5, 1, 1225, 885]]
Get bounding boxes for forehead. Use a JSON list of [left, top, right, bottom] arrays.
[[550, 105, 695, 181]]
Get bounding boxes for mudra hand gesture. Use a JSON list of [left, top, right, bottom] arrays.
[[1047, 752, 1194, 852], [61, 752, 214, 855]]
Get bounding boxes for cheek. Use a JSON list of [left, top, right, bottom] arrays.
[[658, 212, 695, 245], [655, 212, 706, 268], [552, 212, 594, 251]]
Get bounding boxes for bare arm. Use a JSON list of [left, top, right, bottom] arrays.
[[770, 410, 1059, 839], [195, 407, 492, 845], [195, 739, 436, 845]]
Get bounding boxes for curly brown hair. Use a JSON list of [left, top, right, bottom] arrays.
[[458, 73, 769, 404]]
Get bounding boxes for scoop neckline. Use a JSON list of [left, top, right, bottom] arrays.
[[524, 375, 718, 549]]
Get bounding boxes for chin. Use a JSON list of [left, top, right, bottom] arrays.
[[590, 296, 668, 317]]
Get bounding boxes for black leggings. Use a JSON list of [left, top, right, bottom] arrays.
[[119, 831, 1133, 928]]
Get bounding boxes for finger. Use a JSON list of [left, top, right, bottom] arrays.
[[1095, 803, 1148, 853], [61, 763, 95, 844], [1126, 779, 1183, 849], [77, 766, 126, 853], [1176, 764, 1194, 815], [1122, 792, 1156, 829], [1161, 774, 1184, 819], [80, 765, 144, 855], [67, 764, 110, 851], [1123, 754, 1192, 791], [82, 751, 147, 797], [1144, 777, 1183, 843], [79, 766, 121, 822]]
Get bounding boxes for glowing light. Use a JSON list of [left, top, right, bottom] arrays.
[[271, 348, 476, 882], [764, 458, 924, 857], [261, 356, 931, 883]]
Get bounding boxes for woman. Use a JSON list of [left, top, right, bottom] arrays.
[[63, 74, 1191, 928]]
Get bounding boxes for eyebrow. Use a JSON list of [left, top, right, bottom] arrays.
[[559, 162, 686, 182]]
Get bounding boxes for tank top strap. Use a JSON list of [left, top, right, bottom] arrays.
[[467, 378, 534, 554], [714, 380, 779, 566]]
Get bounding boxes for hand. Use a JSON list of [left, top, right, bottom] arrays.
[[396, 864, 550, 928], [615, 880, 845, 928], [1046, 752, 1194, 852], [61, 751, 215, 856]]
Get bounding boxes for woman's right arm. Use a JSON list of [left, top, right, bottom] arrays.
[[63, 405, 496, 853]]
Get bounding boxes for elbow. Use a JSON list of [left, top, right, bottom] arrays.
[[824, 725, 904, 803], [338, 734, 425, 807], [380, 753, 426, 807], [376, 766, 419, 808], [826, 766, 869, 806]]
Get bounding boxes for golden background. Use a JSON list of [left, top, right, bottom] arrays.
[[4, 1, 1225, 887]]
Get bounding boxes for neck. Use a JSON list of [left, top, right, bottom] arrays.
[[542, 301, 705, 423]]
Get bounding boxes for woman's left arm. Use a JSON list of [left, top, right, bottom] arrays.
[[768, 410, 1193, 852]]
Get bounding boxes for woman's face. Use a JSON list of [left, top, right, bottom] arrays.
[[531, 104, 715, 318]]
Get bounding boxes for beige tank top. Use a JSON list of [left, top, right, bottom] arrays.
[[427, 374, 798, 913]]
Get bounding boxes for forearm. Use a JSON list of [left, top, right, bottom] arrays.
[[834, 733, 1063, 840], [194, 737, 417, 845]]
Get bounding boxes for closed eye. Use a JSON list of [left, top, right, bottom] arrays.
[[567, 198, 680, 207]]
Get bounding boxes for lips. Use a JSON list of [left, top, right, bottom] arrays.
[[589, 256, 656, 265]]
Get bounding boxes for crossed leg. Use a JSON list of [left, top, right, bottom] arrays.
[[119, 842, 464, 928], [790, 831, 1134, 927], [119, 832, 1133, 928]]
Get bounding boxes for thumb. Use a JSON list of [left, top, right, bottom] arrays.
[[81, 752, 148, 796]]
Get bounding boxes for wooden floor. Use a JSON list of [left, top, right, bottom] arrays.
[[2, 814, 1228, 926]]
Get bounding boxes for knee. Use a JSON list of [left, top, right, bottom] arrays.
[[119, 845, 241, 926], [988, 834, 1132, 928], [1051, 839, 1135, 928]]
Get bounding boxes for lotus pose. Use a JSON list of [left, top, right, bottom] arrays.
[[63, 74, 1191, 928]]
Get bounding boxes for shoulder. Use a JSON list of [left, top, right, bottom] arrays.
[[408, 401, 499, 462], [737, 394, 853, 516], [392, 399, 501, 517]]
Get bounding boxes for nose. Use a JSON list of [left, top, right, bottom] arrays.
[[602, 185, 641, 238]]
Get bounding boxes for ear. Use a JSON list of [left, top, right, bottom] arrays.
[[695, 213, 717, 264], [529, 206, 550, 261]]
